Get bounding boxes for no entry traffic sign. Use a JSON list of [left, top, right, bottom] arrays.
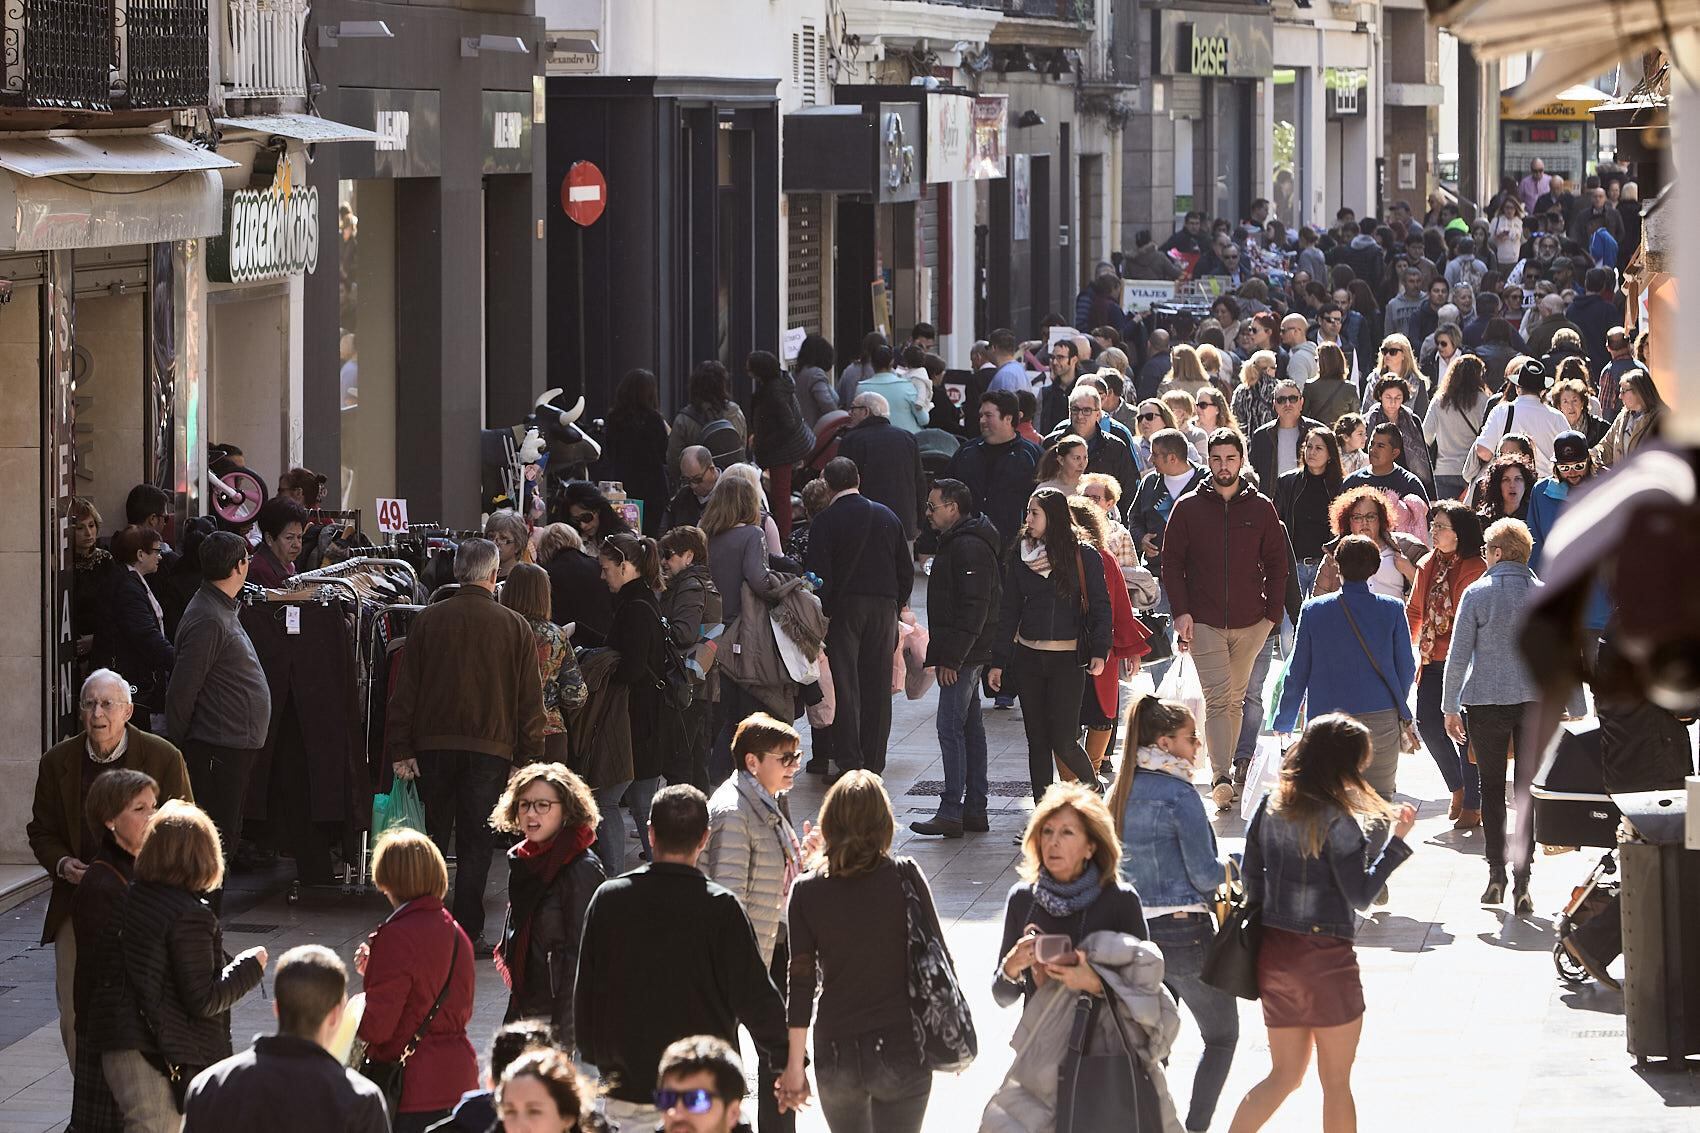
[[562, 161, 607, 226]]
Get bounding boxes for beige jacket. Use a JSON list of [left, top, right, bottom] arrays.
[[703, 771, 800, 966]]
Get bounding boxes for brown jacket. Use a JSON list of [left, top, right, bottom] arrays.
[[385, 585, 546, 762], [27, 725, 193, 943]]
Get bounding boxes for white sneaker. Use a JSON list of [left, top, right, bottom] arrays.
[[1211, 776, 1235, 811]]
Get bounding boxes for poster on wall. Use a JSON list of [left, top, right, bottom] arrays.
[[870, 278, 892, 340], [1012, 154, 1031, 241], [925, 93, 974, 183], [971, 95, 1008, 179]]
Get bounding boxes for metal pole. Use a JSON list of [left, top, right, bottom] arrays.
[[577, 225, 587, 401]]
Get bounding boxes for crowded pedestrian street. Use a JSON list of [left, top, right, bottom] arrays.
[[4, 564, 1697, 1131]]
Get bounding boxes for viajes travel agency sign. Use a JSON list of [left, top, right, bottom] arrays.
[[207, 160, 320, 284]]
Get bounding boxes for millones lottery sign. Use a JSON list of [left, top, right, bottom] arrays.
[[208, 160, 321, 284]]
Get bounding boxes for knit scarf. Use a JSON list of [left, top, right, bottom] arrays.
[[1020, 538, 1053, 577], [1133, 743, 1196, 783], [1418, 552, 1460, 663], [494, 823, 597, 994], [1033, 862, 1102, 917]]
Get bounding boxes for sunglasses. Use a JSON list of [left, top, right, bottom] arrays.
[[654, 1088, 719, 1114], [768, 749, 804, 767], [1322, 317, 1343, 325], [1274, 395, 1301, 405], [1380, 347, 1403, 356], [1137, 412, 1162, 422], [1555, 460, 1589, 475]]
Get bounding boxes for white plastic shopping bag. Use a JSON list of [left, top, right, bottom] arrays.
[[771, 614, 820, 684], [1155, 652, 1208, 739], [1240, 735, 1284, 821]]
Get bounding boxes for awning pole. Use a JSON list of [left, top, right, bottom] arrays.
[[1674, 32, 1700, 442]]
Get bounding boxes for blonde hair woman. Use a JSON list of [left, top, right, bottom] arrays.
[[718, 462, 783, 553], [1158, 343, 1211, 398], [782, 771, 949, 1132], [1359, 333, 1428, 418], [1233, 348, 1281, 434], [1161, 389, 1210, 464]]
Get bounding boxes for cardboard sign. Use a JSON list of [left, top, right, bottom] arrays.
[[376, 497, 409, 534], [1121, 280, 1179, 311], [1046, 325, 1077, 353], [782, 326, 807, 360]]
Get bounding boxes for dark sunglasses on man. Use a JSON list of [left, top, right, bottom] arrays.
[[654, 1087, 721, 1114]]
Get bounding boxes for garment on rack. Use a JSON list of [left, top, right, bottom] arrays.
[[365, 605, 424, 795]]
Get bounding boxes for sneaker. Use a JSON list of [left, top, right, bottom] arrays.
[[993, 695, 1016, 710], [1210, 776, 1235, 811], [1231, 760, 1249, 791], [910, 817, 964, 838], [963, 814, 990, 833]]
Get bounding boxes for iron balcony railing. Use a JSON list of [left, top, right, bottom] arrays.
[[221, 0, 306, 100], [1, 0, 114, 110], [1004, 0, 1095, 19], [116, 0, 211, 110]]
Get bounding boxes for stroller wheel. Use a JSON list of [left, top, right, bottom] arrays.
[[1553, 940, 1587, 984]]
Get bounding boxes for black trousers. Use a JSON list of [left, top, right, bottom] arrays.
[[1464, 703, 1536, 875], [417, 749, 511, 942], [180, 740, 258, 864], [756, 939, 796, 1133], [1014, 645, 1097, 799], [824, 596, 899, 774]]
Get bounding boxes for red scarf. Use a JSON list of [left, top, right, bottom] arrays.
[[494, 823, 597, 993]]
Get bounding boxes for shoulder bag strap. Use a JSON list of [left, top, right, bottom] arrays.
[[400, 925, 460, 1063], [1073, 549, 1090, 616], [1337, 598, 1410, 723], [1503, 403, 1516, 437]]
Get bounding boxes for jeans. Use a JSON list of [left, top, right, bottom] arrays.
[[1416, 662, 1479, 808], [1013, 645, 1097, 799], [627, 776, 662, 857], [418, 749, 514, 941], [1190, 620, 1273, 777], [824, 595, 900, 773], [591, 781, 633, 876], [814, 1026, 931, 1133], [1464, 703, 1536, 874], [1235, 636, 1278, 766], [180, 740, 258, 872], [1147, 913, 1239, 1132], [935, 664, 988, 821], [1433, 474, 1467, 502]]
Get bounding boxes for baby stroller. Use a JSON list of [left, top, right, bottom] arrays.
[[1529, 719, 1623, 984]]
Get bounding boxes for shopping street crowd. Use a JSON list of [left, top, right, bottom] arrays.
[[25, 178, 1694, 1133]]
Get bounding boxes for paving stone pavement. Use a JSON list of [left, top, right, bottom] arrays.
[[2, 574, 1697, 1132]]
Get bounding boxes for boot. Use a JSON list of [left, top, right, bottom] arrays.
[[1448, 789, 1463, 822], [1513, 871, 1534, 916], [1454, 808, 1481, 830], [1480, 866, 1508, 905], [910, 816, 964, 839]]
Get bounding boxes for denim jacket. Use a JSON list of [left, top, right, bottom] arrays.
[[1118, 770, 1224, 908], [1242, 796, 1412, 939]]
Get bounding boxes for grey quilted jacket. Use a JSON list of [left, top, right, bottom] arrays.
[[703, 771, 801, 966]]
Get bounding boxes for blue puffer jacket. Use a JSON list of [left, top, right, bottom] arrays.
[[1118, 769, 1223, 908], [1527, 476, 1611, 631], [1243, 796, 1412, 939]]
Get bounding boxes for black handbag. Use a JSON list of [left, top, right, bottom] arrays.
[[360, 925, 459, 1117], [896, 858, 977, 1072], [1202, 898, 1263, 1000], [1137, 612, 1174, 662], [1055, 992, 1163, 1133]]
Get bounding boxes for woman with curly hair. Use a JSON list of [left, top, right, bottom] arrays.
[[1313, 485, 1424, 600], [497, 1047, 607, 1132], [1475, 453, 1534, 523], [490, 764, 605, 1044], [1547, 364, 1610, 447]]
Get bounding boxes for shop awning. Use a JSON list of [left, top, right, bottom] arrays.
[[214, 113, 381, 144], [0, 132, 239, 178]]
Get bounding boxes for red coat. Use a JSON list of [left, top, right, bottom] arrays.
[[357, 897, 478, 1114], [1093, 545, 1152, 717]]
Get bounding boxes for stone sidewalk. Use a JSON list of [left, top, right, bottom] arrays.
[[3, 581, 1697, 1131]]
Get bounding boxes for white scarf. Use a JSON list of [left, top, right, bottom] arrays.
[[1133, 743, 1196, 783], [1020, 538, 1052, 577]]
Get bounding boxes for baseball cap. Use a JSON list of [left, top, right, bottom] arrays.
[[1552, 431, 1590, 464]]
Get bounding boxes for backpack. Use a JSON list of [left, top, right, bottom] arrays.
[[687, 405, 746, 469]]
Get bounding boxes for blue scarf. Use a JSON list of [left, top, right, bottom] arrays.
[[1033, 862, 1102, 917]]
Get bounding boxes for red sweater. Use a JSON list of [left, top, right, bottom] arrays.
[[1160, 478, 1289, 629]]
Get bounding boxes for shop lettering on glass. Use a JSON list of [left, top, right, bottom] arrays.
[[1187, 26, 1229, 77], [209, 161, 321, 284], [482, 91, 535, 174]]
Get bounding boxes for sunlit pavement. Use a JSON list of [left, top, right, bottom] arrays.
[[2, 572, 1696, 1131]]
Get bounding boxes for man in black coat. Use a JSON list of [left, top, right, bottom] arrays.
[[183, 946, 386, 1133], [1247, 382, 1323, 493], [1125, 431, 1207, 576], [836, 392, 926, 541], [804, 458, 914, 776], [661, 445, 721, 531], [576, 786, 791, 1129], [942, 390, 1042, 544], [912, 479, 1002, 838]]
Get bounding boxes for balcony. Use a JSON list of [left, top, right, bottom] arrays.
[[0, 0, 115, 111], [115, 0, 212, 110], [1004, 0, 1094, 19], [221, 0, 306, 100]]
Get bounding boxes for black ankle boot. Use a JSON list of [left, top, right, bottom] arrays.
[[1481, 867, 1508, 905], [1513, 872, 1533, 915]]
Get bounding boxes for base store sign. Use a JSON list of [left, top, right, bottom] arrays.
[[208, 163, 319, 284]]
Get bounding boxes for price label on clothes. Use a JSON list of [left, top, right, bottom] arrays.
[[376, 497, 410, 534]]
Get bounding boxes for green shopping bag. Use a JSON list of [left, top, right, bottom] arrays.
[[369, 778, 427, 858]]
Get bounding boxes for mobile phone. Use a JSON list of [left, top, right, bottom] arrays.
[[1033, 934, 1078, 966]]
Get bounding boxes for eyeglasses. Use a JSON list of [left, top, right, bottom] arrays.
[[1348, 510, 1380, 523], [1069, 407, 1098, 417], [1049, 353, 1072, 363], [767, 749, 804, 767], [516, 798, 557, 815], [80, 697, 128, 714], [1555, 460, 1589, 475], [1137, 412, 1162, 422], [654, 1088, 719, 1114], [1273, 395, 1301, 405], [684, 468, 713, 486], [1083, 490, 1107, 501]]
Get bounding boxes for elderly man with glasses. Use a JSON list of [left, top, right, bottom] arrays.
[[662, 445, 721, 530], [1042, 387, 1140, 517], [28, 668, 193, 1064]]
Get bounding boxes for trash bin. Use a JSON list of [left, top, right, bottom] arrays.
[[1615, 789, 1700, 1063]]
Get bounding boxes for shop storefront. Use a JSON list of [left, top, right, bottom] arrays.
[[1499, 93, 1605, 185], [304, 0, 546, 530], [1155, 9, 1273, 224], [1271, 23, 1377, 226]]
